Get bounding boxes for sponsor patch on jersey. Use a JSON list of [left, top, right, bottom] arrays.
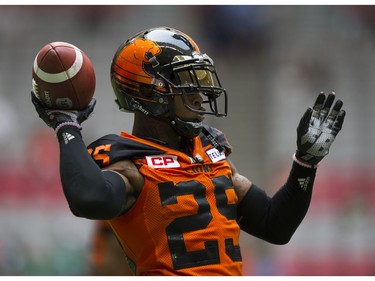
[[206, 147, 226, 163], [146, 155, 180, 169]]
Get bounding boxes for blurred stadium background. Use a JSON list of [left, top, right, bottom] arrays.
[[0, 5, 374, 276]]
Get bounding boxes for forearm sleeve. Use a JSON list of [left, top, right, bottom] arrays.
[[237, 161, 316, 244], [57, 126, 127, 220]]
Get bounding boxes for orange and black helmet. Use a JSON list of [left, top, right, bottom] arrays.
[[110, 27, 227, 137]]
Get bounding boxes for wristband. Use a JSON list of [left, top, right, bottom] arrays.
[[293, 153, 319, 169], [55, 121, 82, 135]]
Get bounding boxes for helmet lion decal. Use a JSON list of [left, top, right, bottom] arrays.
[[112, 38, 162, 87]]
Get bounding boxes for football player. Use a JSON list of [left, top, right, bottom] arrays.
[[31, 26, 345, 276]]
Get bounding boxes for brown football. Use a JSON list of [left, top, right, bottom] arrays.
[[32, 42, 96, 110]]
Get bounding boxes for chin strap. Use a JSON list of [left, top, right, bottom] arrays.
[[166, 94, 203, 139], [170, 117, 203, 139], [130, 95, 225, 147]]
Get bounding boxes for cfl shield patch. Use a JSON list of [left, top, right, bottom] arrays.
[[206, 147, 226, 163], [146, 155, 180, 169]]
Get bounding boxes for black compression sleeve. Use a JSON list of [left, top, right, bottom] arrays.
[[237, 161, 316, 244], [57, 126, 127, 220]]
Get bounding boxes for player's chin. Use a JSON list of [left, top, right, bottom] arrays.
[[196, 114, 205, 122], [195, 107, 206, 122], [180, 113, 204, 123]]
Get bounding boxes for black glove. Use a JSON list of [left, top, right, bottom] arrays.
[[295, 91, 345, 166], [31, 91, 96, 133]]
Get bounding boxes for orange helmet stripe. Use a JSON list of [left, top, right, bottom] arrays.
[[114, 38, 162, 86]]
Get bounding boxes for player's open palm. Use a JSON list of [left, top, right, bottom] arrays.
[[295, 91, 346, 166]]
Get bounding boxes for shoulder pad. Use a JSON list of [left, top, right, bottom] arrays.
[[200, 124, 232, 156], [87, 134, 165, 168]]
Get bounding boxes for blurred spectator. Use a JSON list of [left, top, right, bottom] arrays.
[[0, 95, 19, 163], [194, 6, 270, 57], [0, 126, 63, 203], [348, 6, 375, 28]]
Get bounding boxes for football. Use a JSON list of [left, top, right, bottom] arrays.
[[32, 41, 96, 110]]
